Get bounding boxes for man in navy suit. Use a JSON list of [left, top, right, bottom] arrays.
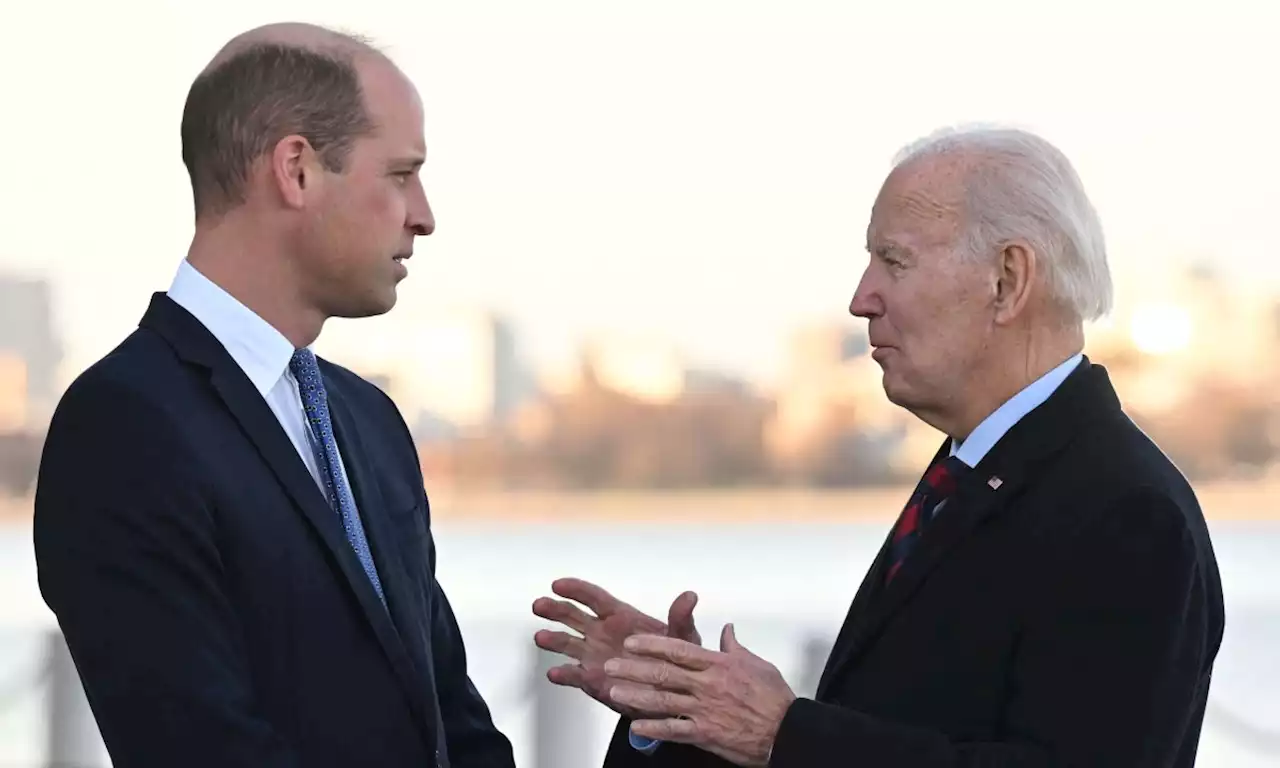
[[33, 22, 514, 768]]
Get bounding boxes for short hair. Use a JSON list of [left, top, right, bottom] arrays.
[[893, 125, 1113, 322], [180, 40, 376, 217]]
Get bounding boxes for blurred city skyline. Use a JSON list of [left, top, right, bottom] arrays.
[[2, 0, 1277, 392], [5, 258, 1280, 495]]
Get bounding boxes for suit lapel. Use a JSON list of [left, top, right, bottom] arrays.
[[816, 440, 950, 700], [819, 463, 1028, 695], [326, 390, 427, 634], [815, 527, 891, 700], [327, 386, 439, 737], [816, 358, 1119, 697], [145, 296, 377, 613], [140, 294, 435, 733]]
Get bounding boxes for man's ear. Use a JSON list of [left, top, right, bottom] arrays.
[[268, 135, 320, 210], [993, 241, 1036, 325]]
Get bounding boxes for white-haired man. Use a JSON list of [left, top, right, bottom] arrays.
[[533, 126, 1225, 767]]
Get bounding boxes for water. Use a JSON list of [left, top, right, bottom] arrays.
[[1, 520, 1277, 767]]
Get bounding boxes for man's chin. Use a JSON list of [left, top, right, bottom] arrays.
[[880, 373, 911, 408], [330, 290, 398, 320]]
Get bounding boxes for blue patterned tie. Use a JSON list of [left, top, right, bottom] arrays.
[[289, 348, 385, 603]]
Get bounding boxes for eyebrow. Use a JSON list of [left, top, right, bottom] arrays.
[[867, 241, 913, 260], [390, 156, 426, 170]]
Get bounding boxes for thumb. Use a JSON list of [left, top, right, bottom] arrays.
[[719, 622, 746, 654], [667, 591, 700, 643]]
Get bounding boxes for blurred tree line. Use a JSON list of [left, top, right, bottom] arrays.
[[421, 364, 779, 489], [419, 361, 1280, 490], [3, 361, 1280, 500]]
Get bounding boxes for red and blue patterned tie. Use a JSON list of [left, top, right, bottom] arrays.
[[290, 349, 385, 603], [885, 455, 968, 584]]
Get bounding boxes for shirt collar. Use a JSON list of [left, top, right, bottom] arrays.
[[166, 260, 296, 397], [950, 353, 1084, 468]]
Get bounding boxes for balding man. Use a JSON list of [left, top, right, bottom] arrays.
[[34, 24, 514, 768], [534, 127, 1225, 767]]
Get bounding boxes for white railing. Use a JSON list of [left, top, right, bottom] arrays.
[[3, 519, 1277, 767]]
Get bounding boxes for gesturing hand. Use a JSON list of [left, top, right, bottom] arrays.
[[605, 623, 797, 767], [532, 577, 700, 720]]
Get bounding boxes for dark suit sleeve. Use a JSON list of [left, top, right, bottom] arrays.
[[767, 487, 1216, 768], [423, 508, 516, 767], [32, 378, 298, 767]]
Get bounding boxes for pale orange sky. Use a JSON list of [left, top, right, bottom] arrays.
[[1, 0, 1276, 388]]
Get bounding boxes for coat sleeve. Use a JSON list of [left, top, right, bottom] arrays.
[[425, 520, 517, 768], [33, 375, 299, 767]]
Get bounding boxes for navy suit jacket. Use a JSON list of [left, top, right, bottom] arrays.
[[603, 360, 1225, 768], [33, 294, 515, 768]]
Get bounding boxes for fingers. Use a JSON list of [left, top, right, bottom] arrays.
[[609, 685, 698, 717], [531, 596, 597, 634], [534, 629, 588, 660], [551, 577, 623, 615], [719, 622, 740, 653], [630, 715, 699, 743], [623, 634, 718, 671], [544, 662, 588, 689], [604, 657, 697, 691], [667, 591, 700, 643]]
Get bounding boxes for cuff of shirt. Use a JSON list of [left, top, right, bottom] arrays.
[[628, 729, 662, 754]]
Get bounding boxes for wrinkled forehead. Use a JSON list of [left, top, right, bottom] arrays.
[[866, 155, 970, 252]]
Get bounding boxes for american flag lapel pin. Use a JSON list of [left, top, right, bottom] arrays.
[[987, 476, 1003, 490]]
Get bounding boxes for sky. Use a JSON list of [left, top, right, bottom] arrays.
[[1, 0, 1277, 389]]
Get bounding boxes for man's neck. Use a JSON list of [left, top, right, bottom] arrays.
[[939, 334, 1084, 442], [186, 225, 323, 349]]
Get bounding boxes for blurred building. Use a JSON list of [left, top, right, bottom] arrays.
[[1091, 264, 1275, 415], [584, 334, 685, 403], [0, 275, 60, 430], [0, 353, 26, 432], [406, 310, 524, 430], [768, 323, 939, 484], [548, 334, 750, 405], [1083, 262, 1280, 479]]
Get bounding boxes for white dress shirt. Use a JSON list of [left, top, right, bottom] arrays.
[[166, 259, 360, 505]]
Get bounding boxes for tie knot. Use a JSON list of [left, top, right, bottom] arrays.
[[925, 455, 968, 495], [289, 348, 324, 390]]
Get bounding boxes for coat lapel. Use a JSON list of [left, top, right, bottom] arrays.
[[326, 385, 439, 739], [814, 439, 949, 700], [143, 297, 364, 597], [818, 462, 1029, 694], [814, 528, 891, 700], [816, 358, 1118, 697], [140, 294, 434, 734]]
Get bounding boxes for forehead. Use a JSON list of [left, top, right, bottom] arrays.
[[866, 155, 969, 251], [356, 57, 426, 155]]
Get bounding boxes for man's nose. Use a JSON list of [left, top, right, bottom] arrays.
[[849, 271, 881, 318], [409, 188, 435, 236]]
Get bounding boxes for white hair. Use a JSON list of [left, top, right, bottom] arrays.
[[892, 124, 1113, 322]]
